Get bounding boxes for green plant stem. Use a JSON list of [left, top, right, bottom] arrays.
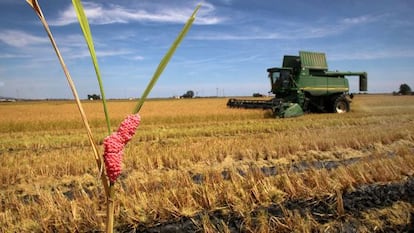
[[26, 0, 110, 197], [72, 0, 111, 134], [133, 4, 201, 114]]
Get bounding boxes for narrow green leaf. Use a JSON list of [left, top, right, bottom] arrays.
[[133, 4, 201, 114], [72, 0, 111, 134]]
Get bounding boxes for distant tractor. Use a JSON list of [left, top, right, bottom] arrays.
[[181, 90, 194, 98], [88, 94, 101, 100], [227, 51, 368, 117]]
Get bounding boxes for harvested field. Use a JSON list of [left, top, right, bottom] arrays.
[[0, 94, 413, 232]]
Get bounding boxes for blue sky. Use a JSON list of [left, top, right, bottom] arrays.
[[0, 0, 413, 99]]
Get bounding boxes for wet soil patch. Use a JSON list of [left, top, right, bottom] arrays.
[[123, 176, 414, 233]]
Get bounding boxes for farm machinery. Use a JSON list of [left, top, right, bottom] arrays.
[[227, 51, 368, 117]]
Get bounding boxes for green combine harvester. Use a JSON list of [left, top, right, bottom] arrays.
[[227, 51, 368, 117]]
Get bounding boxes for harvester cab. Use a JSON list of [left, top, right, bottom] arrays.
[[227, 51, 367, 118], [268, 67, 295, 96]]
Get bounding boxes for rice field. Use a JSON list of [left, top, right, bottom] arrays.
[[0, 94, 413, 232]]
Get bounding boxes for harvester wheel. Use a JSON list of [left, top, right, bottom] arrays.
[[333, 96, 350, 113]]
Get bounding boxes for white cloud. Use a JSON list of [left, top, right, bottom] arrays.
[[55, 34, 90, 49], [189, 27, 341, 41], [50, 1, 223, 26], [341, 14, 385, 25], [0, 53, 32, 59], [195, 2, 224, 25], [49, 33, 141, 60], [61, 47, 135, 60], [190, 13, 385, 41], [218, 0, 233, 5], [343, 16, 371, 24], [131, 55, 144, 61], [0, 30, 48, 48]]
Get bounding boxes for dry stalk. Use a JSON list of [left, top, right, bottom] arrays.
[[201, 214, 216, 233], [106, 185, 115, 233], [335, 188, 344, 216], [279, 173, 297, 197], [25, 0, 109, 197]]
